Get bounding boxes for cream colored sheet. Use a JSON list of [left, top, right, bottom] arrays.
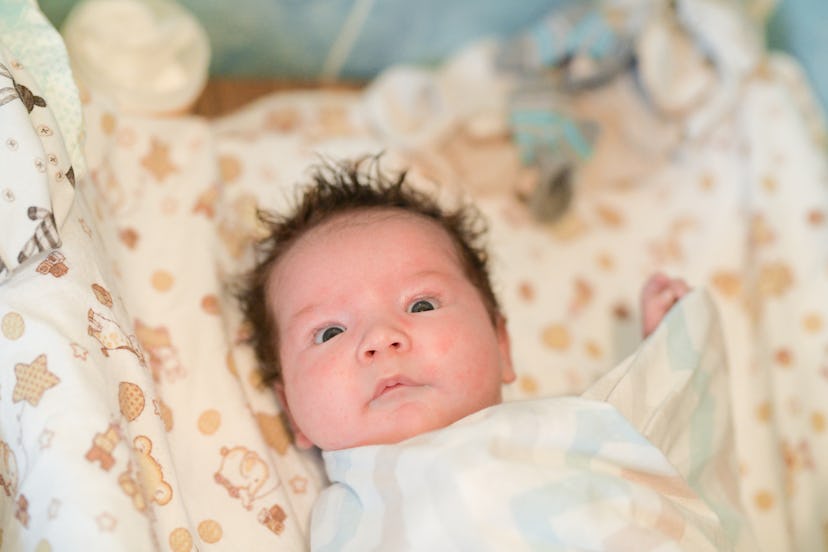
[[2, 0, 828, 550]]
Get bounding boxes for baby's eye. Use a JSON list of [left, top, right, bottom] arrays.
[[408, 299, 437, 313], [314, 325, 345, 344]]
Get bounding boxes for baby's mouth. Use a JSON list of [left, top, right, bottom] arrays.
[[371, 376, 417, 402]]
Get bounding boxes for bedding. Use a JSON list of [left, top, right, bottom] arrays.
[[2, 0, 828, 551], [313, 290, 755, 551], [0, 0, 80, 283]]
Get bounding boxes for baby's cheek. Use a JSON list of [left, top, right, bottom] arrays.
[[292, 388, 346, 442], [432, 329, 457, 356]]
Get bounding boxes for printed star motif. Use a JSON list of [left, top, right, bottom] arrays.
[[71, 342, 89, 361], [289, 476, 307, 494], [13, 354, 60, 406], [140, 137, 178, 182], [39, 429, 54, 449], [96, 512, 117, 532], [192, 186, 218, 219]]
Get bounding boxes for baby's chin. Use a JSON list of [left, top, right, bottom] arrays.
[[325, 400, 500, 450], [325, 428, 432, 451]]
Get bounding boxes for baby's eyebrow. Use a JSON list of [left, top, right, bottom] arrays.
[[409, 269, 453, 283], [282, 270, 455, 328], [284, 302, 323, 331]]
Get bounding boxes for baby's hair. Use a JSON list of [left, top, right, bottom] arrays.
[[238, 155, 501, 385]]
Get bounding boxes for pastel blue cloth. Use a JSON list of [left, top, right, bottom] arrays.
[[315, 399, 729, 551], [312, 290, 756, 551]]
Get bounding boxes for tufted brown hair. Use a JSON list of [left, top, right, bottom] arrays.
[[237, 156, 502, 385]]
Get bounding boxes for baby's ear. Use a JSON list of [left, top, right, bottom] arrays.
[[496, 315, 516, 384], [273, 382, 314, 450]]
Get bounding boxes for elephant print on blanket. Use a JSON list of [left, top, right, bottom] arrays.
[[118, 436, 173, 513]]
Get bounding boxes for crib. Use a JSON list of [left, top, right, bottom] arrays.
[[2, 0, 827, 550]]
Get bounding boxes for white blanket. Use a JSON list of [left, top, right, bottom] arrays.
[[313, 290, 756, 551]]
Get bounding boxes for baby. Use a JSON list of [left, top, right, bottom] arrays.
[[238, 158, 723, 549], [240, 157, 689, 452]]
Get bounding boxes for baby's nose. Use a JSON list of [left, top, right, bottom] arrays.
[[359, 323, 410, 360], [363, 341, 402, 359]]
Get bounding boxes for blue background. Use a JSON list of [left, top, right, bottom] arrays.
[[39, 0, 828, 111]]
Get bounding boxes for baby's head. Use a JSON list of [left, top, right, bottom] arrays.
[[240, 158, 514, 450]]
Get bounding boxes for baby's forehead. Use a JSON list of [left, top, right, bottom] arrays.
[[269, 207, 458, 281], [310, 207, 437, 236], [290, 208, 460, 259], [266, 207, 466, 309]]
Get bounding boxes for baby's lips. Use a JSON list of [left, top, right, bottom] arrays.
[[371, 375, 417, 401]]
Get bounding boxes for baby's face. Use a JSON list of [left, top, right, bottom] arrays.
[[268, 209, 514, 451]]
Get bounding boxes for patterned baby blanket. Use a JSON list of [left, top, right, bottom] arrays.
[[313, 290, 756, 551]]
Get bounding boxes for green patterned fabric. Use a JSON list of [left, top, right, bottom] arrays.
[[0, 0, 85, 179]]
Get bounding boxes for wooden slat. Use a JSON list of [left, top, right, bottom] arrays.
[[191, 78, 365, 117]]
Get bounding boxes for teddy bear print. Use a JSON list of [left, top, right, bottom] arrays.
[[85, 422, 122, 471], [133, 320, 184, 382]]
